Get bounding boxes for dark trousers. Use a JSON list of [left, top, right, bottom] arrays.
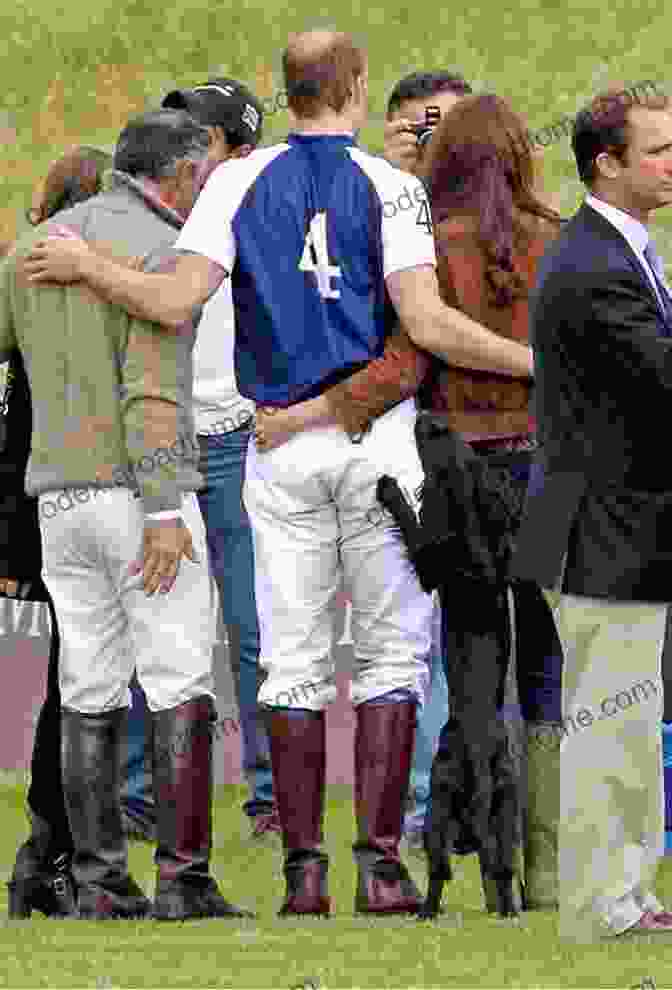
[[25, 584, 73, 856], [439, 447, 562, 731], [663, 610, 672, 723], [439, 578, 562, 729], [23, 582, 153, 859]]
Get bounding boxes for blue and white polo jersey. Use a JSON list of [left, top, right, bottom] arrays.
[[175, 133, 436, 406]]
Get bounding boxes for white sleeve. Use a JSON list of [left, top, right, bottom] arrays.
[[175, 165, 236, 273], [176, 145, 291, 273], [348, 149, 437, 279], [380, 174, 437, 278]]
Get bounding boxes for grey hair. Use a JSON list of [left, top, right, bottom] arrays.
[[113, 108, 210, 180]]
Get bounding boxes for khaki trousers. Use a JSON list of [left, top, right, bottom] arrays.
[[543, 589, 666, 941]]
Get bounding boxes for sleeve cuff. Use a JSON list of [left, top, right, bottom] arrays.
[[144, 509, 183, 522]]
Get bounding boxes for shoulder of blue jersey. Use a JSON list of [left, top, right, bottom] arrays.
[[347, 147, 425, 206], [202, 144, 292, 216], [208, 144, 291, 186]]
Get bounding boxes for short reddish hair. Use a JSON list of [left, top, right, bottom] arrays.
[[282, 30, 366, 119]]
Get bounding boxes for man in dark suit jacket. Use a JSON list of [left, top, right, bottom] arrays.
[[512, 85, 672, 940]]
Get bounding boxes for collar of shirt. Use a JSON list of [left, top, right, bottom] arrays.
[[585, 193, 649, 256], [585, 192, 666, 309], [106, 170, 185, 230], [287, 132, 357, 147]]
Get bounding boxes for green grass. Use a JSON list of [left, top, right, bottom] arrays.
[[3, 2, 672, 985], [1, 0, 672, 260], [1, 783, 672, 988]]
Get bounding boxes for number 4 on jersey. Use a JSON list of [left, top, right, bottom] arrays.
[[416, 198, 432, 235], [299, 212, 342, 299]]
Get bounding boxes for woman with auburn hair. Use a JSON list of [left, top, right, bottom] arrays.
[[412, 92, 564, 910], [25, 146, 113, 226], [254, 92, 564, 912], [1, 145, 156, 919], [415, 91, 561, 437]]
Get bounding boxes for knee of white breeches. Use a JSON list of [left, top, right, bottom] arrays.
[[350, 669, 428, 708], [258, 676, 338, 711], [59, 690, 132, 715], [357, 687, 419, 706], [141, 680, 216, 713]]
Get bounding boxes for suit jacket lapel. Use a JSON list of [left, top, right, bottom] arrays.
[[624, 250, 671, 326], [579, 202, 671, 328]]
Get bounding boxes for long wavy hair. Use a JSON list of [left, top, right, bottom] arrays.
[[417, 93, 562, 306]]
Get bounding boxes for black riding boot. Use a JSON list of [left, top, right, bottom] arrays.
[[7, 812, 75, 919], [8, 593, 76, 918], [61, 707, 150, 919]]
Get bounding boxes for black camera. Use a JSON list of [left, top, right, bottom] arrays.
[[407, 105, 441, 149]]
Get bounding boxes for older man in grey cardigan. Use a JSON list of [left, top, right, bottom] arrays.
[[0, 109, 253, 922]]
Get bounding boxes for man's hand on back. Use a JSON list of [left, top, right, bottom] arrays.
[[24, 229, 90, 284], [383, 118, 421, 173], [129, 518, 199, 596], [23, 236, 223, 328]]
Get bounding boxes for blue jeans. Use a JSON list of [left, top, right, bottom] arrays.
[[197, 424, 274, 816], [405, 603, 448, 832], [120, 672, 154, 829]]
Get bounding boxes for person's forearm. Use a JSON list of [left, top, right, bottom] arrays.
[[120, 394, 186, 515], [262, 396, 336, 431], [77, 250, 192, 329], [254, 395, 337, 450], [408, 302, 533, 378], [325, 330, 429, 436], [292, 395, 336, 429], [86, 239, 143, 273], [120, 311, 199, 512]]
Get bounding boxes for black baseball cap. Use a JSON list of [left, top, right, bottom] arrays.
[[161, 77, 263, 147]]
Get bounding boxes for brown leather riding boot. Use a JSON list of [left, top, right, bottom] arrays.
[[264, 708, 330, 917], [151, 696, 255, 920], [353, 700, 423, 914]]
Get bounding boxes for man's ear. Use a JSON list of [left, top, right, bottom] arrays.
[[352, 72, 368, 107], [594, 149, 622, 181]]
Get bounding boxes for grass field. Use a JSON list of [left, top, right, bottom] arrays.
[[3, 1, 672, 986], [1, 0, 672, 258], [0, 781, 670, 989]]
